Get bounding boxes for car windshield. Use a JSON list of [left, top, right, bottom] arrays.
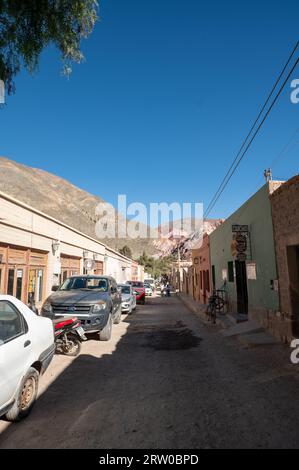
[[60, 277, 108, 292], [131, 282, 143, 287], [120, 286, 131, 294]]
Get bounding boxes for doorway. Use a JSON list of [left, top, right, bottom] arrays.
[[287, 245, 299, 335], [235, 260, 248, 315]]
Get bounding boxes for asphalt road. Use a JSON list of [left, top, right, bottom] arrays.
[[1, 294, 299, 449]]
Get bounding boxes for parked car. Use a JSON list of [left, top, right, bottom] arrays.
[[144, 278, 155, 291], [41, 275, 122, 341], [0, 295, 55, 422], [155, 284, 161, 294], [126, 281, 146, 304], [118, 284, 136, 314], [144, 283, 153, 296]]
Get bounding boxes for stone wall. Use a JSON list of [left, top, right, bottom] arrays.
[[270, 176, 299, 340]]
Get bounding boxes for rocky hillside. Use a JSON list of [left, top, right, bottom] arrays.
[[0, 156, 155, 258], [0, 157, 223, 260]]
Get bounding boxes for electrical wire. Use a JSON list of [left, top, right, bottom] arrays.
[[204, 41, 299, 218]]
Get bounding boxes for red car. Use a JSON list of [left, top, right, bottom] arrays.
[[127, 281, 145, 304]]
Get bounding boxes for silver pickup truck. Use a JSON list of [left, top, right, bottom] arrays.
[[41, 275, 122, 341]]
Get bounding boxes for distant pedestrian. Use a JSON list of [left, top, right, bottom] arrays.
[[166, 283, 171, 297]]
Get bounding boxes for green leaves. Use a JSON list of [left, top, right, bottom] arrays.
[[0, 0, 98, 94]]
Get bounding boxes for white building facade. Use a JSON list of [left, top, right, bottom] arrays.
[[0, 192, 139, 308]]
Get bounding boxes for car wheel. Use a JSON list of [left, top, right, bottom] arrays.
[[113, 306, 121, 325], [99, 313, 113, 341], [5, 367, 39, 422], [113, 304, 122, 324]]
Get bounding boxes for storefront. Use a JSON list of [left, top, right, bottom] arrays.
[[210, 182, 280, 324], [0, 243, 47, 304], [0, 191, 141, 306]]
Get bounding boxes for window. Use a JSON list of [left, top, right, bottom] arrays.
[[200, 271, 203, 290], [120, 285, 130, 295], [16, 269, 23, 300], [60, 276, 108, 292], [0, 301, 26, 344], [7, 269, 14, 296], [28, 268, 45, 303], [228, 261, 234, 283]]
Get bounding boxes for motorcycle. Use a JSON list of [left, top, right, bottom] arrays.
[[53, 316, 87, 356]]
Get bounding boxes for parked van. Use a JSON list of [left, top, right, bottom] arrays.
[[0, 295, 55, 422]]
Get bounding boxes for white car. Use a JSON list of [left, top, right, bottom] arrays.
[[118, 284, 136, 314], [144, 279, 155, 291], [144, 284, 153, 296], [0, 295, 55, 422]]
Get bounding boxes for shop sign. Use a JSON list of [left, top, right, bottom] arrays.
[[53, 260, 61, 275], [232, 224, 249, 233], [246, 262, 257, 280], [235, 234, 247, 253], [237, 253, 247, 262], [222, 268, 228, 281]]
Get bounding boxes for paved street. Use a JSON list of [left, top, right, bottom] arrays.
[[1, 295, 299, 449]]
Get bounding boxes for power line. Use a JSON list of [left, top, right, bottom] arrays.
[[205, 56, 299, 217], [204, 41, 299, 218]]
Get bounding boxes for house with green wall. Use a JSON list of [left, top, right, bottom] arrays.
[[209, 182, 282, 327]]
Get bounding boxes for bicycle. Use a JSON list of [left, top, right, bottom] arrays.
[[206, 291, 225, 324]]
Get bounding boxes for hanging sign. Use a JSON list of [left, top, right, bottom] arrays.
[[237, 253, 247, 262], [235, 234, 247, 253]]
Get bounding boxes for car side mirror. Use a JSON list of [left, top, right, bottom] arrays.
[[52, 285, 59, 292]]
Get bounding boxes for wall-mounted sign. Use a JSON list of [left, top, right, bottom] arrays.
[[84, 258, 95, 270], [222, 268, 228, 281], [232, 224, 249, 233], [246, 262, 257, 280], [237, 253, 247, 262], [235, 234, 247, 253], [53, 260, 61, 275]]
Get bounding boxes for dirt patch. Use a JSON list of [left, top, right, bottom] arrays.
[[143, 326, 201, 351]]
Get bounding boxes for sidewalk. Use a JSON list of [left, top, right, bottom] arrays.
[[177, 292, 280, 348], [176, 292, 230, 326]]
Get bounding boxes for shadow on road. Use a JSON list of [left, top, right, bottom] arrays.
[[0, 296, 203, 449]]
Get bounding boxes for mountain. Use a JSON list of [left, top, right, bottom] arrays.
[[0, 156, 223, 260], [0, 156, 155, 258], [152, 218, 224, 259]]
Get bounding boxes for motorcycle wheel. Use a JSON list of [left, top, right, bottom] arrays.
[[63, 333, 81, 356]]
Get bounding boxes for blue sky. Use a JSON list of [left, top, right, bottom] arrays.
[[1, 0, 299, 222]]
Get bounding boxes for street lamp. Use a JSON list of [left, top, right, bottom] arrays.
[[52, 240, 60, 255]]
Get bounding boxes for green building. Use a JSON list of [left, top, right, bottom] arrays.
[[210, 182, 281, 325]]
